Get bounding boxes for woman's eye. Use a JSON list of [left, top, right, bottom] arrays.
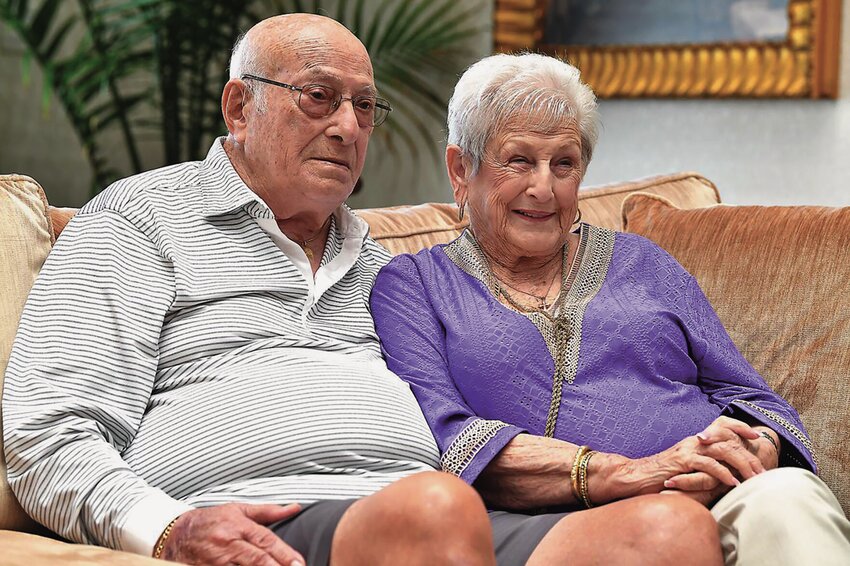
[[509, 156, 529, 164]]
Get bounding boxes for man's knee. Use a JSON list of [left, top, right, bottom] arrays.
[[633, 494, 719, 549], [389, 471, 489, 534], [333, 472, 493, 565]]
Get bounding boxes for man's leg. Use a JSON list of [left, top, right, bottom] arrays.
[[527, 494, 723, 566], [711, 467, 850, 566], [330, 471, 495, 565]]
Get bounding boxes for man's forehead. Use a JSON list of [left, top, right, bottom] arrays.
[[293, 65, 376, 94]]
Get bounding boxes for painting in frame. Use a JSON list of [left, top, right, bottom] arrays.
[[493, 0, 842, 98]]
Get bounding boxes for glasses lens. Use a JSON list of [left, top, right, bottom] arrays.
[[298, 85, 337, 117], [372, 99, 391, 127]]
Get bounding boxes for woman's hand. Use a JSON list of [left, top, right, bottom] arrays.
[[160, 503, 304, 566], [592, 417, 766, 504], [659, 419, 781, 505]]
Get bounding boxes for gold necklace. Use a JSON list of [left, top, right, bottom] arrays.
[[492, 251, 565, 314], [295, 216, 331, 262], [498, 267, 560, 311]]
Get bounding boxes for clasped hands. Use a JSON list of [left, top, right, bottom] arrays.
[[628, 416, 780, 506]]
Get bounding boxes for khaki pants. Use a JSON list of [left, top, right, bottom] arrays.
[[711, 467, 850, 565]]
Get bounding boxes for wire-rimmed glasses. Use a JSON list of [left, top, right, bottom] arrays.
[[241, 74, 392, 127]]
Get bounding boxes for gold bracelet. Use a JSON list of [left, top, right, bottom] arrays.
[[153, 516, 180, 559], [578, 450, 596, 508], [570, 445, 590, 503]]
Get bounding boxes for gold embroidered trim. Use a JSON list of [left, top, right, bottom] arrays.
[[441, 418, 510, 477], [443, 225, 616, 437], [732, 399, 818, 467]]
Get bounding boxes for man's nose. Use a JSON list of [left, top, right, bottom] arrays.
[[327, 99, 362, 144]]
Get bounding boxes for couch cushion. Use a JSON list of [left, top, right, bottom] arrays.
[[0, 530, 170, 564], [0, 175, 54, 531], [622, 193, 850, 517], [358, 172, 721, 255]]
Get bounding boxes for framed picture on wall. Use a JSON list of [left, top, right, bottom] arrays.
[[493, 0, 842, 98]]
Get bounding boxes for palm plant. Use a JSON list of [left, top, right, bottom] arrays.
[[1, 0, 485, 197]]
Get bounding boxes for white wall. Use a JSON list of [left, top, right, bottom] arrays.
[[583, 0, 850, 206]]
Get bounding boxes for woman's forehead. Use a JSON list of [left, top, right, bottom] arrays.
[[492, 114, 580, 144]]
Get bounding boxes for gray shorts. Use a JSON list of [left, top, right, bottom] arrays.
[[271, 499, 568, 566]]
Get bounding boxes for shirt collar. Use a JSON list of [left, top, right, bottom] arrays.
[[199, 137, 269, 218], [198, 137, 369, 240]]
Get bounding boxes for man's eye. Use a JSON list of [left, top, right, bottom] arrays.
[[305, 87, 333, 102], [355, 98, 376, 111]]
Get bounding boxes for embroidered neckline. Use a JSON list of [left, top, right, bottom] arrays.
[[444, 225, 616, 436]]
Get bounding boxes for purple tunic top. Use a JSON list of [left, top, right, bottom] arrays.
[[370, 225, 816, 484]]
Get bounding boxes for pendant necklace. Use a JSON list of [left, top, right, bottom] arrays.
[[293, 216, 331, 262]]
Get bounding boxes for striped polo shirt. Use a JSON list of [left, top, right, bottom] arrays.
[[2, 139, 440, 555]]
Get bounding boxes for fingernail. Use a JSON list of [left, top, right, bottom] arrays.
[[664, 480, 675, 488], [291, 561, 304, 566], [733, 478, 741, 486], [696, 433, 709, 441]]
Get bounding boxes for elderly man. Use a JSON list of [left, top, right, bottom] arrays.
[[3, 14, 496, 566]]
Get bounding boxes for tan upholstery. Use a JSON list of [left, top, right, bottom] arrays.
[[0, 175, 51, 532], [358, 172, 720, 255], [3, 170, 846, 562], [622, 193, 850, 518], [0, 530, 172, 564]]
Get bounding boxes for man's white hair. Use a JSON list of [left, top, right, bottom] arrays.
[[447, 53, 599, 175], [229, 32, 268, 112]]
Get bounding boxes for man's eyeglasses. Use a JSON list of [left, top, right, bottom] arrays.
[[241, 74, 392, 127]]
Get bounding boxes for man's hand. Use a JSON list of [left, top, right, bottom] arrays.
[[160, 503, 304, 566]]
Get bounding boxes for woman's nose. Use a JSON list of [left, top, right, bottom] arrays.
[[526, 165, 555, 200]]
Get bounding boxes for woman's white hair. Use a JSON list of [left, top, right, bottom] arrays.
[[447, 53, 599, 175]]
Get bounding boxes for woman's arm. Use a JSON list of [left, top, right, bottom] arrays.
[[370, 253, 526, 484], [680, 275, 816, 471], [371, 253, 761, 510]]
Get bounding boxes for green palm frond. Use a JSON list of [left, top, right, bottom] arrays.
[[2, 0, 486, 198], [1, 0, 154, 191]]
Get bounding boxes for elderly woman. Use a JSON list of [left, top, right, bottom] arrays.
[[370, 53, 850, 565]]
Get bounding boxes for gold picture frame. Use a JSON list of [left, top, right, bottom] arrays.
[[493, 0, 842, 98]]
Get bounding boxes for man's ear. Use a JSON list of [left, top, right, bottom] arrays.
[[446, 144, 470, 207], [222, 79, 251, 143]]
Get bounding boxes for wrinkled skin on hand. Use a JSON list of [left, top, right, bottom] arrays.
[[160, 502, 304, 566], [607, 416, 780, 507], [658, 416, 781, 506]]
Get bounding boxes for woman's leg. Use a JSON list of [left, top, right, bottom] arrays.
[[711, 467, 850, 566], [330, 471, 496, 566], [527, 493, 723, 566]]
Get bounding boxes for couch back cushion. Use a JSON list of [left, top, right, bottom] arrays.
[[622, 193, 850, 517], [358, 172, 719, 254], [0, 175, 52, 531]]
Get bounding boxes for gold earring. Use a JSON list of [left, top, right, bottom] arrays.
[[573, 207, 582, 226]]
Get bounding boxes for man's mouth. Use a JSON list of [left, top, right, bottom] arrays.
[[313, 157, 350, 169]]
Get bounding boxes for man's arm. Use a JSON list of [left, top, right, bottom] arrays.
[[2, 208, 192, 553]]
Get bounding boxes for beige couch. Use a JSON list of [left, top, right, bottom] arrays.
[[1, 172, 847, 563]]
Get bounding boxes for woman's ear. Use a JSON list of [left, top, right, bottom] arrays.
[[446, 144, 469, 206], [222, 79, 251, 143]]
